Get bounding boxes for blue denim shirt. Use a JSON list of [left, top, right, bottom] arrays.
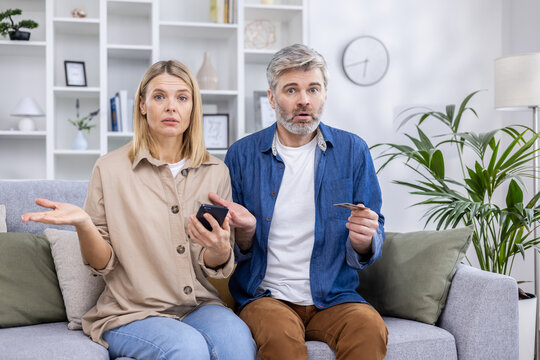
[[224, 122, 385, 310]]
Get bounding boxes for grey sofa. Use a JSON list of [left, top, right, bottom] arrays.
[[0, 180, 519, 360]]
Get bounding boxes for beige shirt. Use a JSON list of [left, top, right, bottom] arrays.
[[81, 143, 234, 347]]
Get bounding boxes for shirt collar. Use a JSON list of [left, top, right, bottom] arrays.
[[132, 146, 219, 170], [266, 122, 331, 156]]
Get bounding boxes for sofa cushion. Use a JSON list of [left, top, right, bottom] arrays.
[[384, 317, 457, 359], [43, 229, 105, 330], [0, 322, 109, 360], [357, 227, 472, 325], [0, 204, 6, 232], [0, 232, 66, 328]]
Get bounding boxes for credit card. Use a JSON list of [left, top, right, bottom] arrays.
[[333, 203, 368, 211]]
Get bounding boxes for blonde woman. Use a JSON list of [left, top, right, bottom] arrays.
[[23, 60, 256, 360]]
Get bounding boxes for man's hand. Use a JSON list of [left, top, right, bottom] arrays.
[[208, 192, 256, 251], [346, 203, 379, 255]]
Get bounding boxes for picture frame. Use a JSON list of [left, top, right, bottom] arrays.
[[64, 61, 87, 87], [203, 114, 229, 150], [253, 90, 276, 130]]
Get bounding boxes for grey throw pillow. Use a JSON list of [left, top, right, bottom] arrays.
[[43, 228, 106, 330], [0, 232, 66, 327], [357, 227, 472, 325], [0, 205, 6, 232]]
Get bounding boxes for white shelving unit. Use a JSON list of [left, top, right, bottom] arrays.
[[0, 0, 307, 180]]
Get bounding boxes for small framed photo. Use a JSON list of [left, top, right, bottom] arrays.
[[254, 90, 276, 130], [64, 61, 87, 87], [203, 114, 229, 150]]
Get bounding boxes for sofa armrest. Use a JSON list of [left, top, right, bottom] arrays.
[[437, 264, 518, 360]]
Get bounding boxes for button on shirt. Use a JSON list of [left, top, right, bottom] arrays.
[[225, 122, 385, 311], [81, 144, 235, 347]]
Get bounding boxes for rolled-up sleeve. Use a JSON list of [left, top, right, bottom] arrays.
[[198, 247, 234, 278], [346, 228, 384, 270], [83, 162, 118, 275]]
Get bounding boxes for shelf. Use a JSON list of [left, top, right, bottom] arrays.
[[244, 5, 303, 21], [209, 149, 228, 156], [53, 87, 101, 99], [244, 49, 277, 64], [108, 132, 134, 137], [54, 18, 100, 36], [54, 150, 101, 156], [0, 130, 47, 140], [201, 90, 239, 102], [244, 4, 303, 11], [108, 0, 152, 3], [0, 40, 46, 56], [160, 22, 238, 39], [107, 45, 153, 59]]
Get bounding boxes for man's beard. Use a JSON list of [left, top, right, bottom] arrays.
[[275, 102, 324, 135]]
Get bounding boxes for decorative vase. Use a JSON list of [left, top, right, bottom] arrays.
[[72, 130, 88, 150], [9, 31, 30, 41], [196, 52, 219, 90]]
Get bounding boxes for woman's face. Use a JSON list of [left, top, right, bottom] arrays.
[[140, 73, 193, 143]]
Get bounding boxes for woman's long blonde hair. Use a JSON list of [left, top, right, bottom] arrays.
[[129, 60, 209, 167]]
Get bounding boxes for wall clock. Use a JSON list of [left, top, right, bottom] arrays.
[[342, 35, 389, 86]]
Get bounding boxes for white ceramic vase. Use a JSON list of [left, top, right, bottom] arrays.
[[197, 52, 219, 90], [72, 130, 88, 150]]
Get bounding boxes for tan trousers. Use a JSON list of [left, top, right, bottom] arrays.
[[239, 297, 388, 360]]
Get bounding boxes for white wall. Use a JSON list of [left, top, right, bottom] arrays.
[[309, 0, 540, 291]]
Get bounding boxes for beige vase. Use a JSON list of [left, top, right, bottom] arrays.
[[196, 52, 219, 90]]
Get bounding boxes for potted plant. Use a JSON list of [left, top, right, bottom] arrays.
[[373, 90, 540, 357], [0, 9, 38, 41], [68, 98, 99, 150]]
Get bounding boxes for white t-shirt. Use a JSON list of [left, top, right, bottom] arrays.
[[168, 159, 186, 178], [259, 135, 317, 305]]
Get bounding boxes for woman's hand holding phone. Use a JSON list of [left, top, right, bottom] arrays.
[[188, 204, 231, 269]]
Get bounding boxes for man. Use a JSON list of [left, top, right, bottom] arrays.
[[210, 44, 388, 360]]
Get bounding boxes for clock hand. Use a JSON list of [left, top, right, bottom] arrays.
[[363, 58, 369, 77], [345, 58, 368, 68]]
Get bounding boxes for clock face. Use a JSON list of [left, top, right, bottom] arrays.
[[342, 35, 389, 86]]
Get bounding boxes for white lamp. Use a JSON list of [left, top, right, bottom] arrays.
[[494, 52, 540, 358], [11, 97, 45, 131]]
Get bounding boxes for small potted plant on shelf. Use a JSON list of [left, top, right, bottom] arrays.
[[0, 9, 38, 41], [68, 98, 99, 150]]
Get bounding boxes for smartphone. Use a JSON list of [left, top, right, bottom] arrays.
[[196, 204, 229, 231]]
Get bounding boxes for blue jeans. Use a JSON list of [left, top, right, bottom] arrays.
[[103, 305, 257, 360]]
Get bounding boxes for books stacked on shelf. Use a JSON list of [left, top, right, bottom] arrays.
[[109, 90, 134, 133], [210, 0, 237, 24]]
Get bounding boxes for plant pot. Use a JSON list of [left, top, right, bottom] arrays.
[[72, 131, 88, 150], [519, 293, 536, 360], [9, 30, 31, 41]]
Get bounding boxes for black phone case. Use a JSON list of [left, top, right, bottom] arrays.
[[196, 204, 229, 231]]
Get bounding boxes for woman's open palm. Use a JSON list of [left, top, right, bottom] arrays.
[[22, 198, 89, 226]]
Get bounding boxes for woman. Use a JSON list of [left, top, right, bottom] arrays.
[[22, 60, 256, 360]]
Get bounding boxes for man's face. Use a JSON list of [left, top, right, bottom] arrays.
[[268, 68, 327, 136]]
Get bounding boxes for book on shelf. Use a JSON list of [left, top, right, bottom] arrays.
[[110, 91, 134, 133], [210, 0, 236, 24], [109, 95, 120, 132], [116, 90, 129, 133]]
